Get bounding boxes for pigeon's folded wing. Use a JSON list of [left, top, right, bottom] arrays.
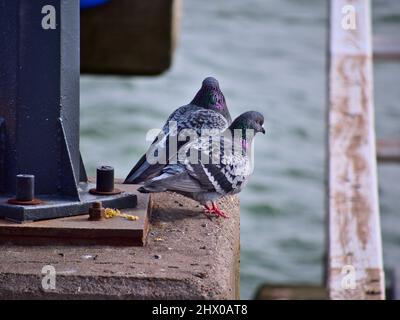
[[140, 136, 249, 196], [124, 107, 229, 184], [124, 104, 199, 184], [139, 165, 206, 193], [183, 138, 249, 195]]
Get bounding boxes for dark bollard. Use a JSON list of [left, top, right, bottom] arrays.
[[97, 166, 114, 192], [90, 166, 122, 195], [16, 174, 35, 201], [8, 174, 41, 205]]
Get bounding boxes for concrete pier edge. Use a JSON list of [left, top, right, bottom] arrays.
[[0, 192, 240, 299]]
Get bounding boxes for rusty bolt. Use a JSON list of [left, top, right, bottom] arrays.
[[88, 201, 105, 221]]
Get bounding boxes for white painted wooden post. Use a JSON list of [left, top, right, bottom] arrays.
[[327, 0, 385, 300]]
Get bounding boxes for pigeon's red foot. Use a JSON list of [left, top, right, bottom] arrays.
[[203, 202, 229, 219]]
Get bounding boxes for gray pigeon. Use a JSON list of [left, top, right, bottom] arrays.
[[138, 111, 265, 218], [124, 77, 232, 184]]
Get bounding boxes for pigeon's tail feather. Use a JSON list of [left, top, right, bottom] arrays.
[[138, 181, 168, 193], [140, 169, 205, 194], [124, 154, 147, 184], [124, 154, 164, 184], [138, 172, 176, 193], [124, 132, 171, 184], [138, 186, 150, 193]]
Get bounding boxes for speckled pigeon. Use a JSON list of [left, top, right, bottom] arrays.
[[124, 77, 232, 184], [138, 111, 265, 218]]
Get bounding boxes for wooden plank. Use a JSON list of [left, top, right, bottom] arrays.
[[327, 0, 385, 299], [373, 36, 400, 60], [377, 139, 400, 163]]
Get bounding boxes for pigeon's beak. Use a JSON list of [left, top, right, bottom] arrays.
[[261, 126, 265, 135]]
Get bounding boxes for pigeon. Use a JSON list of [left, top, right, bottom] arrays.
[[138, 111, 265, 218], [124, 77, 232, 184]]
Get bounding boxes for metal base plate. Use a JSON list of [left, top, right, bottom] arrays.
[[0, 182, 137, 223], [0, 192, 150, 246]]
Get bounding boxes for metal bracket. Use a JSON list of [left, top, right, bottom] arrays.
[[0, 1, 137, 222]]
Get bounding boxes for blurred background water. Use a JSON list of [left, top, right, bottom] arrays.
[[80, 0, 400, 299]]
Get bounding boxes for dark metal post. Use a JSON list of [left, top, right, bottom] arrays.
[[0, 0, 81, 197], [0, 0, 137, 222], [96, 166, 115, 193]]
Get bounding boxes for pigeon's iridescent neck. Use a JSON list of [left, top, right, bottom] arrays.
[[241, 139, 249, 152], [215, 101, 224, 110], [192, 89, 224, 111], [212, 91, 227, 111], [231, 129, 255, 154]]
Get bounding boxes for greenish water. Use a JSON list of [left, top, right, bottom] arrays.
[[80, 0, 400, 299]]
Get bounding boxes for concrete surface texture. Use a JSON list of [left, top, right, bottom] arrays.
[[0, 192, 240, 299]]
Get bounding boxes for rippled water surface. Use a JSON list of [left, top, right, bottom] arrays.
[[80, 0, 400, 298]]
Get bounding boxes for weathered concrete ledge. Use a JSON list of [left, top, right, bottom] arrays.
[[0, 192, 240, 299]]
